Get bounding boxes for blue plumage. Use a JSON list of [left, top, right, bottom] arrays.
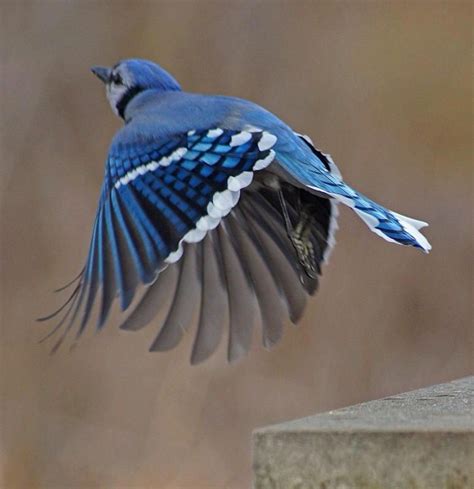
[[41, 58, 431, 361]]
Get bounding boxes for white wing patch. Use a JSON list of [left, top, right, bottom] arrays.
[[258, 133, 278, 151], [164, 128, 278, 263], [227, 171, 254, 191], [114, 147, 188, 189], [253, 151, 275, 171], [230, 131, 252, 147], [207, 128, 224, 138]]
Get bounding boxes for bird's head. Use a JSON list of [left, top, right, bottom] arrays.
[[91, 58, 181, 118]]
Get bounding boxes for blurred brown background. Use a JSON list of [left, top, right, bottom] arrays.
[[1, 1, 472, 488]]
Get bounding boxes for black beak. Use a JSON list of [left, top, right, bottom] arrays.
[[91, 66, 111, 83]]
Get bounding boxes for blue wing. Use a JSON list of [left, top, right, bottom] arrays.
[[40, 127, 279, 354]]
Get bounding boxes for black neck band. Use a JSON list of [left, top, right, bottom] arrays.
[[116, 86, 143, 119]]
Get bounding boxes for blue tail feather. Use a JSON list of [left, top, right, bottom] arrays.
[[306, 178, 431, 253]]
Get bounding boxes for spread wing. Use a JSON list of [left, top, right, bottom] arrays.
[[40, 127, 284, 357]]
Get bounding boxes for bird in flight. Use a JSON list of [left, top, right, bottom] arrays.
[[40, 58, 431, 363]]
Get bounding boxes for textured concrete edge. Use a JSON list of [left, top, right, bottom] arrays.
[[252, 377, 474, 488], [253, 376, 474, 435], [253, 426, 474, 435], [252, 431, 474, 489]]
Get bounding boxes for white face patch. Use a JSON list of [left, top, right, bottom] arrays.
[[106, 84, 128, 116], [105, 65, 134, 116]]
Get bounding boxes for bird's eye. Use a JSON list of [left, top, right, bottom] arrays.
[[110, 73, 123, 85]]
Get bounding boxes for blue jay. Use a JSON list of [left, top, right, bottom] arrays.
[[41, 58, 431, 363]]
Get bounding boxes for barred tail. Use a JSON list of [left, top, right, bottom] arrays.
[[306, 179, 431, 253], [354, 203, 431, 253], [279, 137, 431, 253]]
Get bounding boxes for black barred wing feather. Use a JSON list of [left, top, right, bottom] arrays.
[[40, 128, 278, 353], [40, 127, 337, 362]]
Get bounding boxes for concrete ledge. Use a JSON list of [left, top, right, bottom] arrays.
[[253, 377, 474, 489]]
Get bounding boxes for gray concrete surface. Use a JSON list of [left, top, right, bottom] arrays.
[[253, 377, 474, 489]]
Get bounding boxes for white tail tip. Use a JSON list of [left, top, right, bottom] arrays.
[[393, 212, 432, 253]]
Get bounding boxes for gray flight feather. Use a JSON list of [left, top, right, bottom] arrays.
[[190, 233, 229, 364], [241, 197, 307, 324], [149, 244, 200, 351], [226, 209, 286, 349], [120, 265, 178, 332], [217, 221, 259, 363]]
